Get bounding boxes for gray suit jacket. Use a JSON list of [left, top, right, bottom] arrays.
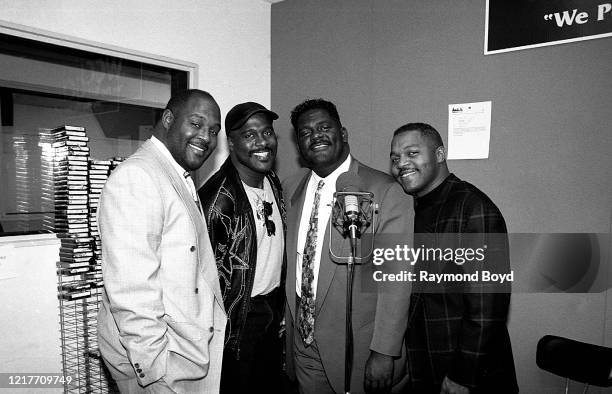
[[97, 140, 226, 393], [284, 157, 414, 393]]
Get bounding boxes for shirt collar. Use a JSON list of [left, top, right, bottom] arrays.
[[150, 135, 190, 179], [310, 154, 352, 187]]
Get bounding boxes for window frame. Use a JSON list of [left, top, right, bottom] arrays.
[[0, 20, 198, 89]]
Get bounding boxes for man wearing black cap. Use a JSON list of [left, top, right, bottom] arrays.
[[199, 102, 286, 393]]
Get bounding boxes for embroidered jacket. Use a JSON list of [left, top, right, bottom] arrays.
[[199, 158, 287, 358]]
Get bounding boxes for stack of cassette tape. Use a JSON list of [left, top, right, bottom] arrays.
[[42, 125, 116, 393], [86, 159, 112, 294], [48, 125, 93, 299]]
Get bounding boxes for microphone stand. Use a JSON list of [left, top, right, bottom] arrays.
[[330, 192, 375, 394], [345, 223, 358, 394]]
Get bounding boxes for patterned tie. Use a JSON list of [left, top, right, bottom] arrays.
[[299, 179, 325, 345]]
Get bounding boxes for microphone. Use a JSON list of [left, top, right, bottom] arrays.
[[332, 173, 373, 239], [344, 193, 360, 240], [330, 173, 376, 263]]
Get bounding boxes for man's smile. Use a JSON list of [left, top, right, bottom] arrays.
[[310, 141, 330, 151], [399, 168, 417, 178], [251, 149, 273, 160], [188, 138, 209, 154]]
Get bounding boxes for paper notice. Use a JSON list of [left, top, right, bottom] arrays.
[[447, 101, 491, 160]]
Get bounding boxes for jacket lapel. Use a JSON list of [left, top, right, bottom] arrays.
[[286, 172, 311, 320], [314, 220, 340, 311]]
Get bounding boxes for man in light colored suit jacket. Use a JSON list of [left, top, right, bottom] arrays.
[[98, 89, 226, 393], [283, 98, 414, 394]]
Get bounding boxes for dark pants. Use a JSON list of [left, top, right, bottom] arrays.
[[220, 289, 283, 394]]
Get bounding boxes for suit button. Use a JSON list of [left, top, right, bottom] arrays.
[[190, 245, 196, 252], [139, 373, 145, 378], [134, 363, 140, 368], [195, 288, 199, 294], [136, 368, 142, 373], [209, 326, 214, 333]]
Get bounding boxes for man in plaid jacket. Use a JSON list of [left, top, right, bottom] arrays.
[[390, 123, 518, 394]]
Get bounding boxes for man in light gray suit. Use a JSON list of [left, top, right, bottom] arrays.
[[97, 89, 226, 393]]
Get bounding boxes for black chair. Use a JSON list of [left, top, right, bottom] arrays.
[[536, 335, 612, 393]]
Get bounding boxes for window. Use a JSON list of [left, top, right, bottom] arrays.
[[0, 29, 193, 234]]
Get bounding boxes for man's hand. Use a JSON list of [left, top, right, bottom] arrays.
[[440, 376, 469, 394], [364, 350, 394, 393]]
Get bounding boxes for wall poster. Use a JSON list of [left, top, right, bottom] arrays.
[[485, 0, 612, 54]]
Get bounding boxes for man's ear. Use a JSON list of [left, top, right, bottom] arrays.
[[341, 127, 349, 143], [296, 139, 303, 156], [435, 145, 446, 163], [161, 109, 174, 130], [227, 133, 234, 152]]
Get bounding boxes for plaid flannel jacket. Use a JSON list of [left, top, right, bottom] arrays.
[[406, 174, 518, 393]]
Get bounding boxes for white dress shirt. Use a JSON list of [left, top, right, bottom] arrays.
[[295, 155, 352, 297], [150, 136, 198, 201]]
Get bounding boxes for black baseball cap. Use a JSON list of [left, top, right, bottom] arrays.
[[225, 102, 279, 133]]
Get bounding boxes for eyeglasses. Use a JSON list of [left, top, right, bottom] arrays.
[[262, 201, 276, 236]]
